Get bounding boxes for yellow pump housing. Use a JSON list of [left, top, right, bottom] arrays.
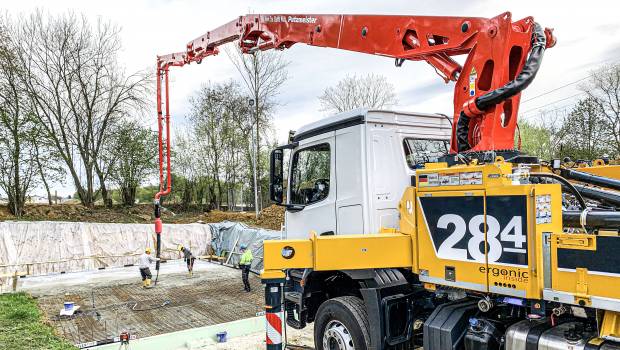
[[263, 160, 620, 339]]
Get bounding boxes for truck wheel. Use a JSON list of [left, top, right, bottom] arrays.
[[314, 296, 371, 350]]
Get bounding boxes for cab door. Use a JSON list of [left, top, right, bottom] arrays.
[[285, 133, 336, 238]]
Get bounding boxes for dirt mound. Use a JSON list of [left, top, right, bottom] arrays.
[[256, 204, 285, 229], [0, 203, 285, 230], [196, 205, 284, 230]]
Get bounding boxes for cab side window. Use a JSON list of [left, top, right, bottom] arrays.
[[403, 138, 448, 169], [289, 144, 330, 205]]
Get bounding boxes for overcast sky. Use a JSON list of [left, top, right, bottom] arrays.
[[4, 0, 620, 197]]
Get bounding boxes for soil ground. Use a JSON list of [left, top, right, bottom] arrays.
[[21, 261, 264, 347], [0, 204, 285, 230]]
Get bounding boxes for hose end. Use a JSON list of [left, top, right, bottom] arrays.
[[544, 27, 556, 48]]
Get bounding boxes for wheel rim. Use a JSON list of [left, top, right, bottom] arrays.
[[323, 320, 355, 350]]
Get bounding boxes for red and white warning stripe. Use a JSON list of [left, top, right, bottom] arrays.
[[265, 311, 283, 345]]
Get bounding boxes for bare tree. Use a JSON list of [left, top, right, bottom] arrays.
[[9, 11, 150, 207], [227, 47, 288, 214], [319, 73, 398, 114], [582, 64, 620, 157], [0, 22, 37, 216], [175, 81, 262, 211]]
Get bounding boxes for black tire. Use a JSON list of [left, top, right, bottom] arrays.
[[314, 296, 371, 350]]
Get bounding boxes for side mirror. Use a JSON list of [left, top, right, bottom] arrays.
[[269, 148, 284, 204]]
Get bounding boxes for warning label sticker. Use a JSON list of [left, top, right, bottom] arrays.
[[469, 68, 477, 97], [419, 173, 439, 187], [439, 173, 460, 186], [459, 171, 483, 185], [420, 172, 482, 187]]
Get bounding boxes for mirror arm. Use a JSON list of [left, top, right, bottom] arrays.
[[283, 203, 305, 212]]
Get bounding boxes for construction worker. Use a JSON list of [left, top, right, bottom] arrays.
[[178, 244, 196, 277], [139, 247, 159, 288], [239, 244, 253, 292]]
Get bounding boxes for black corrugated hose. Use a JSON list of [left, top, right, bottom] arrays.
[[457, 23, 548, 152]]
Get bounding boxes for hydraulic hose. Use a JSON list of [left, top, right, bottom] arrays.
[[475, 23, 547, 110], [456, 111, 470, 153], [569, 183, 620, 208], [560, 168, 620, 192], [457, 23, 548, 152], [530, 173, 587, 209]]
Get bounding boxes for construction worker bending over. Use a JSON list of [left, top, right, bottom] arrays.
[[178, 245, 196, 277], [239, 244, 253, 292], [139, 247, 159, 288]]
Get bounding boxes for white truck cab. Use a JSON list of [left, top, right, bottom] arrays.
[[269, 108, 452, 239]]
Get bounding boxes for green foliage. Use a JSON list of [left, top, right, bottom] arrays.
[[518, 120, 554, 160], [107, 120, 158, 206], [0, 293, 75, 349], [558, 97, 612, 160]]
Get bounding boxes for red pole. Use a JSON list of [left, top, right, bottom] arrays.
[[156, 63, 164, 194], [164, 67, 172, 196], [154, 63, 173, 284]]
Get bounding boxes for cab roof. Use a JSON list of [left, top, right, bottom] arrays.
[[292, 108, 452, 142]]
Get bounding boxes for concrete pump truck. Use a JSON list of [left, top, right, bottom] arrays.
[[154, 11, 620, 350]]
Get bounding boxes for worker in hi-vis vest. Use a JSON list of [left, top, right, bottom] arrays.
[[139, 247, 159, 288], [239, 244, 253, 292]]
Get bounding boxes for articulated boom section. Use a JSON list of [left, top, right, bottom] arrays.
[[157, 12, 554, 154], [263, 161, 620, 349]]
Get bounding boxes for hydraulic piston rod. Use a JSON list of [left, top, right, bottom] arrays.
[[563, 210, 620, 230]]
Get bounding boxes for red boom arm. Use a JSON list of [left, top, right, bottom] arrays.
[[157, 12, 554, 156], [153, 12, 555, 260]]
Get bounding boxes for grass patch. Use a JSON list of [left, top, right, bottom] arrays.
[[0, 293, 75, 350]]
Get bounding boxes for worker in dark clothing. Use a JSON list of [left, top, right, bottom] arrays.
[[239, 244, 253, 292], [178, 244, 196, 277]]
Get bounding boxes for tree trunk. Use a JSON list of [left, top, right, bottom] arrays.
[[121, 185, 136, 206], [7, 193, 25, 217], [95, 163, 112, 208], [208, 184, 217, 211], [35, 152, 53, 205]]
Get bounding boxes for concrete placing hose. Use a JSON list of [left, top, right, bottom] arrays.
[[457, 23, 548, 152]]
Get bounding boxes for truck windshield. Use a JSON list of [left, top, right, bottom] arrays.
[[289, 143, 330, 205], [403, 138, 449, 169]]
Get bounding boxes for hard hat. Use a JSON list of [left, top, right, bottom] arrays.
[[240, 244, 247, 250], [178, 244, 184, 251], [145, 247, 151, 254]]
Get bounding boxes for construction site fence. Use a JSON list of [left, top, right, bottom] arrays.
[[0, 221, 281, 293]]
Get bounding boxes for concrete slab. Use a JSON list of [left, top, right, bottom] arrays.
[[18, 259, 216, 294], [21, 260, 264, 348]]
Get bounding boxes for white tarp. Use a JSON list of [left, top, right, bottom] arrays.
[[0, 220, 282, 291], [0, 221, 212, 290]]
